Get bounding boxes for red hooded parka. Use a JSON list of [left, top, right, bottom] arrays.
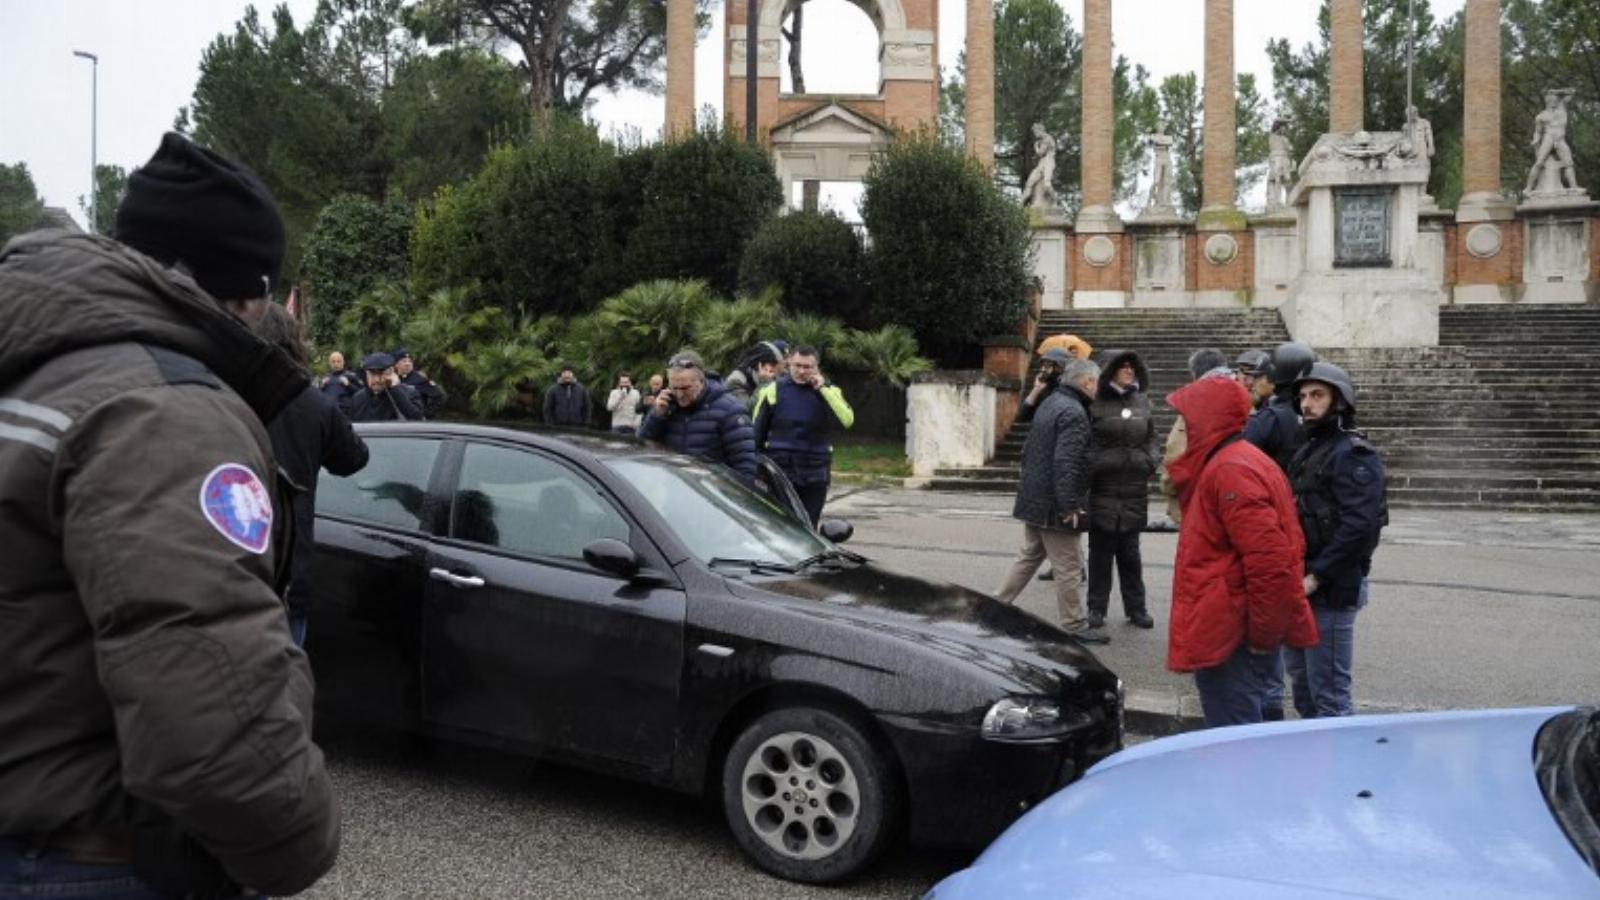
[[1165, 377, 1319, 672]]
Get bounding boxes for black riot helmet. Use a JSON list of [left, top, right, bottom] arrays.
[[1234, 349, 1271, 377], [1293, 361, 1357, 414], [1266, 341, 1317, 387]]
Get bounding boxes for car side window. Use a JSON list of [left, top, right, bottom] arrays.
[[452, 443, 630, 560], [316, 437, 440, 531]]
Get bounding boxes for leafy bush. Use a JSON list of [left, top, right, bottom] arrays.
[[860, 131, 1032, 363], [410, 115, 622, 317], [303, 194, 413, 345], [336, 280, 417, 360], [739, 210, 866, 325], [835, 325, 933, 388], [620, 122, 783, 295], [693, 289, 784, 373], [775, 311, 849, 358], [569, 279, 720, 395]]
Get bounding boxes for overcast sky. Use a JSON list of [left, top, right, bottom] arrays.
[[1, 0, 1465, 226]]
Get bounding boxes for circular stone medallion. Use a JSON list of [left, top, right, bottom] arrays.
[[1204, 233, 1239, 265], [1082, 235, 1117, 268], [1464, 223, 1503, 260]]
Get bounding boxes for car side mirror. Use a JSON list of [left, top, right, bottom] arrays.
[[818, 519, 853, 544], [583, 538, 640, 579]]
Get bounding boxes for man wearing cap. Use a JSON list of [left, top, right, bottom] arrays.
[[393, 347, 446, 419], [544, 363, 593, 428], [993, 354, 1109, 644], [0, 133, 338, 896], [1287, 362, 1387, 718], [346, 352, 425, 423]]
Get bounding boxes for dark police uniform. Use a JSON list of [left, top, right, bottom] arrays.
[[1243, 392, 1306, 473], [752, 375, 855, 526]]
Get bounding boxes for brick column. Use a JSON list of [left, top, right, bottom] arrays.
[[1076, 0, 1120, 232], [1199, 0, 1241, 230], [1458, 0, 1512, 221], [964, 0, 995, 169], [1329, 0, 1363, 133], [664, 0, 696, 135]]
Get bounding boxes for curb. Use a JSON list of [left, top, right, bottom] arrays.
[[1124, 688, 1439, 738]]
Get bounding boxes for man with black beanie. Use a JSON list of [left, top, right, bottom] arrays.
[[0, 133, 339, 898]]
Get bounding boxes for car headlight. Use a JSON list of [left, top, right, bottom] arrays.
[[981, 696, 1094, 742]]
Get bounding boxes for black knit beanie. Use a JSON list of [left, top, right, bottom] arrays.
[[114, 132, 286, 301]]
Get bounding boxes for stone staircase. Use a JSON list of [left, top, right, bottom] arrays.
[[923, 305, 1600, 512]]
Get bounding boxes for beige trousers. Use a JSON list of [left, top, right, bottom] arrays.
[[994, 524, 1089, 631]]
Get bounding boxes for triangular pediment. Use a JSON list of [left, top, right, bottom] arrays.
[[770, 103, 895, 143]]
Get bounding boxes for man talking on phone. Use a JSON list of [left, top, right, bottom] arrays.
[[346, 352, 424, 422], [637, 351, 757, 483], [752, 345, 855, 526]]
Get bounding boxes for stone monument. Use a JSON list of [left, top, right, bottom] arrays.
[[1265, 119, 1294, 211], [1137, 123, 1180, 221], [1522, 89, 1588, 204], [1022, 124, 1070, 309], [1282, 130, 1446, 346], [1021, 124, 1061, 212], [1403, 106, 1440, 212], [1516, 88, 1595, 301]]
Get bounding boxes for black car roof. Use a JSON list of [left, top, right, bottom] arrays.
[[350, 420, 671, 461]]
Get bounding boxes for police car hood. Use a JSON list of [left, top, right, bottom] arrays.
[[0, 230, 303, 423], [930, 708, 1597, 900]]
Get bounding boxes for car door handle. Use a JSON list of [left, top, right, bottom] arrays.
[[429, 568, 485, 589]]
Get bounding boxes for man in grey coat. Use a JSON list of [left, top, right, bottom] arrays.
[[994, 356, 1109, 644]]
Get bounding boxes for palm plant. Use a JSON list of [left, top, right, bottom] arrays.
[[691, 288, 784, 373], [776, 311, 849, 359], [836, 325, 934, 388], [337, 280, 416, 359]]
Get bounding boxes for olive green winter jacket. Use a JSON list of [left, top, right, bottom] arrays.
[[0, 231, 339, 895]]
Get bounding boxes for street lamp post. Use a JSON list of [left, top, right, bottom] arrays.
[[72, 50, 98, 233]]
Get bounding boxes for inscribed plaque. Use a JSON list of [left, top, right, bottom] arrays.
[[1334, 189, 1392, 267]]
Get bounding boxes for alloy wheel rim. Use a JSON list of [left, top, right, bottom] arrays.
[[739, 730, 861, 861]]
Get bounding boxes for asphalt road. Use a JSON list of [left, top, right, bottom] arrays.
[[300, 487, 1600, 898], [303, 724, 970, 899]]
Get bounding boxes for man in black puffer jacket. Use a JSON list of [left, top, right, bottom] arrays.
[[638, 350, 757, 483], [1086, 349, 1160, 630]]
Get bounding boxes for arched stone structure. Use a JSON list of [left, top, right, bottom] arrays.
[[720, 0, 938, 198]]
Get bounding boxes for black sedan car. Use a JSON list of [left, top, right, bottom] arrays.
[[307, 423, 1123, 883]]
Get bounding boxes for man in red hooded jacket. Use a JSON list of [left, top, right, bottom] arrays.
[[1165, 376, 1319, 727]]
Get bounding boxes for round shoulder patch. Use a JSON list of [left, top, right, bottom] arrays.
[[199, 463, 273, 555], [1351, 465, 1375, 486]]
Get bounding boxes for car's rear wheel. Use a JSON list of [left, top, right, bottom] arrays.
[[721, 706, 899, 883]]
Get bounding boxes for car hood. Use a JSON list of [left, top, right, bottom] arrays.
[[931, 707, 1596, 900], [723, 560, 1113, 690]]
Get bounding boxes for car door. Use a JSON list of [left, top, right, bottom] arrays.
[[421, 440, 687, 772], [309, 435, 448, 729]]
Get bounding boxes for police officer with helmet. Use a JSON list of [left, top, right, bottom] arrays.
[[0, 133, 338, 897], [1244, 341, 1317, 472], [1287, 361, 1388, 719]]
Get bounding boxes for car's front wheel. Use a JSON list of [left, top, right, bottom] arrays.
[[721, 706, 900, 883]]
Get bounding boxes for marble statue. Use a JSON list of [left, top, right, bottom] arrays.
[[1404, 106, 1438, 209], [1525, 88, 1582, 195], [1021, 124, 1060, 211], [1143, 121, 1176, 212], [1266, 118, 1294, 209]]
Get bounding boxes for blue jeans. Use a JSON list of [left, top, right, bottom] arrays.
[[0, 840, 162, 899], [1262, 650, 1287, 717], [1287, 580, 1367, 718], [1193, 641, 1280, 728], [289, 614, 308, 648]]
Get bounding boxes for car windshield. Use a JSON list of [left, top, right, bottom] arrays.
[[605, 456, 830, 567], [1534, 707, 1600, 875]]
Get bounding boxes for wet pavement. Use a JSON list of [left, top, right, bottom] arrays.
[[300, 487, 1600, 897]]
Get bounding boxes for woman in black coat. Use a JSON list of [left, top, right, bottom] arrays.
[[1086, 349, 1160, 629]]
